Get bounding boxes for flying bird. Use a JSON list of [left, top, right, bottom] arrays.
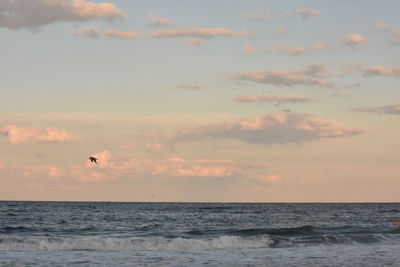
[[89, 156, 98, 164]]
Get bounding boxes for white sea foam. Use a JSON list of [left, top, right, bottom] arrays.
[[0, 235, 274, 251]]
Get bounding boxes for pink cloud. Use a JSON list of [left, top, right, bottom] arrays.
[[146, 13, 174, 27], [186, 37, 205, 46], [120, 142, 135, 150], [175, 83, 205, 90], [242, 9, 273, 22], [234, 94, 317, 104], [243, 44, 257, 53], [342, 33, 368, 47], [0, 0, 127, 30], [228, 63, 331, 87], [278, 25, 286, 34], [257, 174, 281, 183], [75, 27, 249, 40], [272, 45, 306, 56], [153, 158, 240, 177], [170, 112, 362, 145], [0, 125, 75, 145], [363, 65, 400, 76], [375, 23, 400, 44], [332, 93, 352, 97], [146, 140, 173, 153], [286, 8, 320, 19], [244, 43, 328, 56], [354, 105, 400, 114]]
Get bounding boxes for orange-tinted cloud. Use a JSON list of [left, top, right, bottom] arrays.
[[342, 33, 368, 47], [244, 43, 328, 56], [171, 112, 362, 145], [175, 83, 206, 90], [146, 13, 174, 27], [234, 94, 317, 104], [0, 0, 127, 30], [242, 9, 273, 22], [0, 125, 75, 145], [375, 23, 400, 44], [355, 105, 400, 114], [186, 37, 205, 46], [285, 8, 320, 19], [75, 27, 249, 40], [363, 65, 400, 76], [229, 63, 331, 87], [153, 157, 240, 177]]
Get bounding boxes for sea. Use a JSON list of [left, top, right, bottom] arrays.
[[1, 202, 400, 266]]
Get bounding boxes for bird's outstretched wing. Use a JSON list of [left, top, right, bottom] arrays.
[[89, 156, 98, 164]]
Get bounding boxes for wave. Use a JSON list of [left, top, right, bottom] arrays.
[[0, 235, 275, 251], [185, 225, 314, 237]]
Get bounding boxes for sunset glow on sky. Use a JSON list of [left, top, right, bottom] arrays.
[[0, 0, 399, 202]]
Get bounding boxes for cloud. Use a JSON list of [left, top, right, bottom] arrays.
[[153, 157, 241, 177], [244, 43, 329, 56], [257, 174, 281, 183], [170, 112, 362, 145], [375, 23, 400, 44], [242, 9, 273, 22], [329, 60, 365, 76], [243, 44, 257, 53], [0, 125, 75, 145], [272, 45, 306, 56], [354, 105, 400, 114], [187, 37, 205, 46], [234, 94, 317, 104], [332, 93, 352, 97], [228, 63, 332, 87], [6, 150, 240, 182], [0, 0, 127, 30], [146, 13, 173, 27], [285, 8, 320, 19], [146, 140, 174, 153], [75, 26, 249, 40], [363, 65, 400, 76], [277, 25, 286, 34], [342, 33, 368, 47], [120, 142, 135, 150], [175, 83, 205, 90]]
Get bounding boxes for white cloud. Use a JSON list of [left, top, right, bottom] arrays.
[[355, 105, 400, 114], [0, 125, 75, 145], [0, 0, 127, 30], [170, 112, 362, 145]]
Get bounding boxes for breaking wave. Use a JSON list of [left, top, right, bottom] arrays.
[[0, 235, 275, 251]]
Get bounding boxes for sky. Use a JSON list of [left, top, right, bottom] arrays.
[[0, 0, 399, 202]]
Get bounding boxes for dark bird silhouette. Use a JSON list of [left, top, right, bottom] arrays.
[[89, 156, 98, 164]]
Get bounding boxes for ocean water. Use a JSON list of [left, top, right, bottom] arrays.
[[1, 202, 400, 266]]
